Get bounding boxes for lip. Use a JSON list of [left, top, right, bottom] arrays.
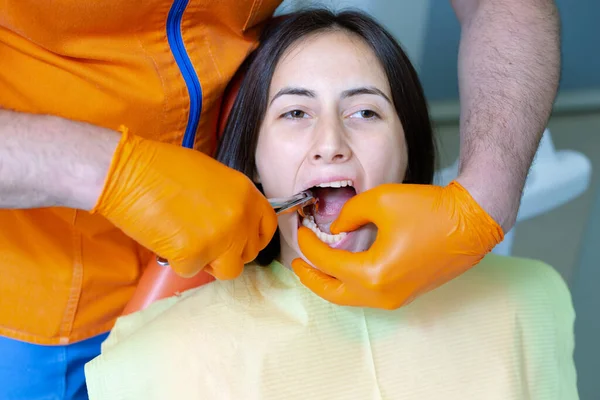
[[329, 229, 356, 250], [298, 175, 361, 194]]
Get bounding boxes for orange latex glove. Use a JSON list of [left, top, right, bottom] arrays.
[[92, 127, 277, 279], [291, 181, 504, 309]]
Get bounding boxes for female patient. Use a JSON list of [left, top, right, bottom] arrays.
[[85, 9, 576, 400]]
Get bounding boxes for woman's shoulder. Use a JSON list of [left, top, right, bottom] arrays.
[[388, 253, 574, 326], [464, 253, 573, 311], [361, 254, 577, 398]]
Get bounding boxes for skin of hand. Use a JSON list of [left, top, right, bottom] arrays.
[[92, 126, 278, 279], [293, 0, 560, 309]]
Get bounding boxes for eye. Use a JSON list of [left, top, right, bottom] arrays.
[[349, 109, 380, 120], [281, 109, 308, 119]]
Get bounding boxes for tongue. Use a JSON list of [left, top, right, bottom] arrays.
[[312, 187, 356, 233]]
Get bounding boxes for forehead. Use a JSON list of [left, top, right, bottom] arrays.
[[269, 30, 390, 94]]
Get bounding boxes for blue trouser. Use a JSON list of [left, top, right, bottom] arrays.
[[0, 332, 108, 400]]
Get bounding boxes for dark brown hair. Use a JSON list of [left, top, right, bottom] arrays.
[[216, 9, 436, 265]]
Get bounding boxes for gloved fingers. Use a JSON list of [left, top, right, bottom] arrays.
[[329, 192, 374, 235], [293, 256, 409, 309], [241, 202, 277, 262], [202, 265, 216, 277], [257, 205, 278, 250], [241, 234, 261, 264], [206, 244, 245, 280], [291, 258, 362, 307], [297, 227, 369, 284], [169, 258, 207, 279], [329, 185, 394, 234]]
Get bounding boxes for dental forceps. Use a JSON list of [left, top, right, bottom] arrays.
[[269, 189, 318, 217], [155, 190, 318, 267]]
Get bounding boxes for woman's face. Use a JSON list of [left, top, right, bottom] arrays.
[[255, 30, 408, 268]]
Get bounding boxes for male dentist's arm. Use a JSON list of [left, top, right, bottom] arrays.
[[292, 0, 560, 309], [451, 0, 560, 231], [0, 109, 277, 279]]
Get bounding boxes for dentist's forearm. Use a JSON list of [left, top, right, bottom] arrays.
[[450, 0, 560, 231], [0, 109, 120, 210]]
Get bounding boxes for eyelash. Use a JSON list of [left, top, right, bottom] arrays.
[[349, 109, 380, 120], [280, 109, 308, 119], [279, 109, 381, 120]]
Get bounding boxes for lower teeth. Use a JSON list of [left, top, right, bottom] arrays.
[[301, 216, 347, 244]]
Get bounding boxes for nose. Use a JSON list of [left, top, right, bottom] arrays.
[[309, 117, 352, 164]]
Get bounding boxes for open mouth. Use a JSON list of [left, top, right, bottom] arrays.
[[299, 180, 357, 245]]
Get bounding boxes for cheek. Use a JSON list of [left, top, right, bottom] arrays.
[[254, 135, 305, 198], [359, 133, 408, 184]]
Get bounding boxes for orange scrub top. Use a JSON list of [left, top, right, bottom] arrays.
[[0, 0, 282, 345]]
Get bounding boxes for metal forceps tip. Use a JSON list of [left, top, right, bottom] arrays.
[[269, 190, 318, 217]]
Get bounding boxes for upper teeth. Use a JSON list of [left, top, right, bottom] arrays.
[[315, 180, 353, 188]]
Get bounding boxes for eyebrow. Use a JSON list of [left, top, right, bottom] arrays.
[[269, 86, 391, 106], [341, 87, 392, 104], [269, 87, 316, 106]]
